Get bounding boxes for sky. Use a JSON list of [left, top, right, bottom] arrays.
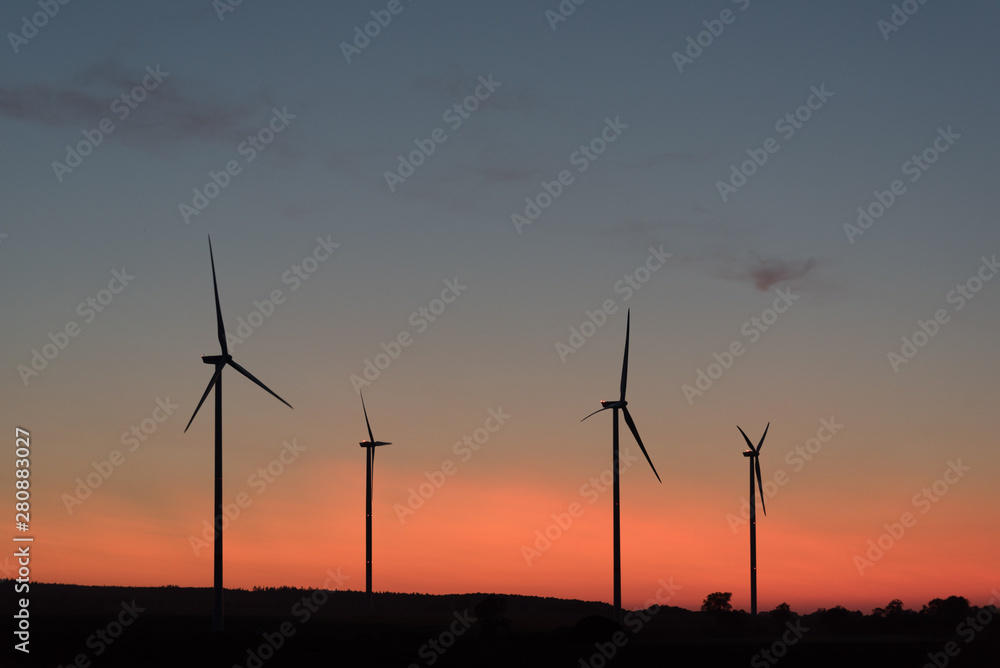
[[2, 0, 999, 615]]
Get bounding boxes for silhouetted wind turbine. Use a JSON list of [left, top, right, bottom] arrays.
[[359, 392, 392, 615], [737, 423, 768, 617], [184, 235, 293, 632], [581, 309, 661, 624]]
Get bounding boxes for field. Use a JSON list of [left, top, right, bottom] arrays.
[[10, 582, 999, 667]]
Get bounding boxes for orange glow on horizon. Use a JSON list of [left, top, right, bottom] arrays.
[[31, 449, 1000, 615]]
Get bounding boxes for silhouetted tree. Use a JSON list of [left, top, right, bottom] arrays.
[[701, 592, 733, 613], [812, 605, 864, 632], [872, 599, 905, 618], [770, 602, 795, 624], [921, 596, 970, 623]]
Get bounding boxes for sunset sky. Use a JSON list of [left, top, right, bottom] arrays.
[[2, 0, 999, 615]]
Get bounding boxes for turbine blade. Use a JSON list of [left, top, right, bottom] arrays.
[[227, 359, 293, 409], [620, 309, 630, 401], [756, 421, 770, 453], [581, 406, 611, 422], [208, 236, 229, 357], [184, 367, 221, 433], [737, 425, 755, 451], [622, 407, 661, 483], [370, 445, 375, 488], [361, 391, 375, 443], [755, 457, 766, 516]]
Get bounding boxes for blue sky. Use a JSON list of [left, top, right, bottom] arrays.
[[2, 0, 998, 611]]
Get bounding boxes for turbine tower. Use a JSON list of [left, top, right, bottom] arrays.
[[737, 423, 768, 617], [359, 392, 392, 615], [581, 309, 661, 624], [185, 235, 293, 632]]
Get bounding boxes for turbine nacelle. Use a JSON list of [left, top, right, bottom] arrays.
[[737, 423, 769, 516], [184, 236, 293, 436], [580, 310, 661, 484], [184, 235, 293, 632], [359, 393, 392, 450], [579, 308, 661, 625]]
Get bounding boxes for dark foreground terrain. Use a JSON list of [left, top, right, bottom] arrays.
[[7, 582, 999, 667]]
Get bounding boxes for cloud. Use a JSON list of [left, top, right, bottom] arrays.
[[718, 256, 819, 292], [0, 85, 108, 126], [0, 59, 272, 149]]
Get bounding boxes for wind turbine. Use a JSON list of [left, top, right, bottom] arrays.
[[184, 235, 293, 632], [359, 392, 392, 615], [581, 309, 661, 624], [737, 423, 768, 617]]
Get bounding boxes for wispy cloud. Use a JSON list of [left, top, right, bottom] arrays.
[[716, 255, 820, 292], [0, 85, 108, 126], [0, 59, 271, 149]]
